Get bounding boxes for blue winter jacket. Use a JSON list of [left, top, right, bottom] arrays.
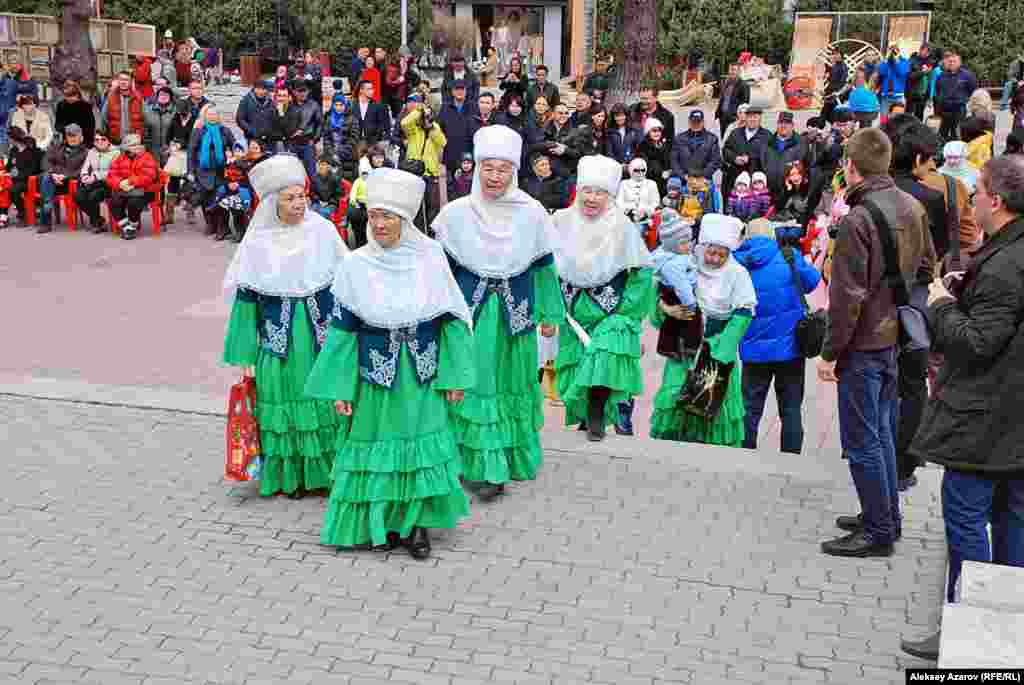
[[733, 235, 821, 363], [877, 57, 911, 98], [847, 86, 880, 113], [0, 75, 38, 117]]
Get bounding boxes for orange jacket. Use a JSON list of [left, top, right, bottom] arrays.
[[106, 151, 162, 193], [104, 89, 145, 145]]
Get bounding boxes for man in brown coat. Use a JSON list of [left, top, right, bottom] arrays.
[[817, 128, 935, 558]]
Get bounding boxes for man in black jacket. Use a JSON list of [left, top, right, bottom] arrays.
[[349, 79, 391, 154], [821, 50, 849, 124], [441, 54, 481, 108], [671, 110, 721, 183], [525, 65, 560, 114], [235, 80, 273, 145], [906, 44, 935, 121], [630, 87, 676, 146], [525, 153, 568, 212], [901, 155, 1024, 662], [721, 106, 771, 203], [437, 80, 480, 176], [759, 111, 803, 206], [715, 63, 750, 142], [290, 82, 323, 179]]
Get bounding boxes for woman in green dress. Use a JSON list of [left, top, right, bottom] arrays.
[[305, 168, 475, 560], [552, 154, 655, 442], [650, 214, 757, 446], [222, 154, 347, 497], [432, 125, 565, 501]]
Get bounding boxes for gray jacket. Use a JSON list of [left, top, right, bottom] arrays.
[[143, 102, 176, 160]]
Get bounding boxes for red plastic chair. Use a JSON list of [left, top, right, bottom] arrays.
[[109, 171, 169, 237], [23, 176, 78, 230]]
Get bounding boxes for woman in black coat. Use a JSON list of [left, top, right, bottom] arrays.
[[635, 119, 673, 196], [498, 56, 528, 112], [606, 103, 642, 169], [495, 95, 541, 182]]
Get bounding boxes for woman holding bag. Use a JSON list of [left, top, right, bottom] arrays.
[[222, 154, 347, 498], [649, 214, 757, 447], [305, 168, 475, 559]]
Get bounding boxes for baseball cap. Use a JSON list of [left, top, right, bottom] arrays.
[[689, 110, 704, 122], [667, 176, 684, 190], [778, 111, 795, 124], [452, 79, 467, 89]]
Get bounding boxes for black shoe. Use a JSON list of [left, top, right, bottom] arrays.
[[373, 531, 403, 552], [404, 527, 431, 560], [900, 632, 940, 661], [836, 513, 863, 532], [587, 389, 607, 442], [36, 222, 52, 234], [286, 488, 306, 500], [577, 422, 587, 431], [477, 483, 503, 501], [821, 530, 893, 558]]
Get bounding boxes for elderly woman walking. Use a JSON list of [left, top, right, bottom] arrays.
[[650, 214, 757, 446], [552, 155, 655, 442], [306, 168, 475, 559], [222, 155, 346, 498]]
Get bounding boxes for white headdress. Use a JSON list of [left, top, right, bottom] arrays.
[[222, 154, 345, 300], [551, 155, 651, 288], [333, 168, 471, 329], [694, 214, 757, 319], [433, 125, 554, 279]]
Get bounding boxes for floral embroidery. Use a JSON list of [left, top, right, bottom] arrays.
[[590, 285, 621, 314], [497, 280, 533, 335], [560, 280, 580, 309], [407, 336, 439, 383], [306, 294, 328, 348], [359, 325, 439, 387], [263, 298, 291, 356], [360, 331, 401, 388], [469, 278, 489, 316]]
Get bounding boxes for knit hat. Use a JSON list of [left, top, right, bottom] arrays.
[[751, 171, 767, 186], [658, 209, 692, 252], [735, 172, 751, 188], [667, 176, 683, 191], [643, 117, 664, 136]]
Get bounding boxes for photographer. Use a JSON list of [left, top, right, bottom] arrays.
[[876, 43, 911, 118], [400, 101, 447, 229]]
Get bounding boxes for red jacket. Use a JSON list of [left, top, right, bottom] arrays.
[[107, 151, 162, 194], [133, 57, 154, 98]]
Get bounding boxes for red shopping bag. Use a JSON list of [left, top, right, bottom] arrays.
[[225, 377, 262, 481]]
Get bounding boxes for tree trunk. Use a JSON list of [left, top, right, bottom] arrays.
[[612, 0, 656, 100]]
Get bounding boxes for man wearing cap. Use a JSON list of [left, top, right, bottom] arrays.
[[438, 79, 480, 177], [759, 111, 804, 206], [432, 125, 565, 501], [442, 54, 481, 108], [671, 109, 722, 193], [36, 123, 88, 233], [715, 63, 750, 143], [236, 79, 274, 146], [105, 133, 161, 240], [161, 29, 175, 55], [722, 106, 771, 203], [805, 108, 855, 224]]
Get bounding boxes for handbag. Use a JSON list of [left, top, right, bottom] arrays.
[[655, 284, 704, 361], [678, 340, 734, 421], [398, 134, 428, 177], [940, 174, 969, 277], [862, 200, 931, 352], [225, 377, 262, 481], [781, 246, 828, 358], [164, 148, 187, 178]]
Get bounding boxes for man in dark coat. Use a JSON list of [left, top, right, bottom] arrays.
[[235, 80, 273, 145], [629, 86, 676, 147], [933, 50, 978, 142], [721, 106, 771, 204], [900, 155, 1024, 662], [671, 109, 721, 183], [441, 54, 481, 108], [821, 50, 849, 124], [906, 43, 936, 121], [349, 79, 391, 152], [758, 111, 804, 206], [437, 79, 480, 176], [525, 64, 560, 114], [715, 63, 750, 142]]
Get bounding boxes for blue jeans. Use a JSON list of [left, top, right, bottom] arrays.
[[310, 202, 336, 221], [1000, 80, 1014, 109], [0, 110, 8, 148], [943, 470, 1024, 603], [837, 347, 899, 544], [39, 173, 71, 221], [742, 358, 806, 454], [289, 142, 317, 180]]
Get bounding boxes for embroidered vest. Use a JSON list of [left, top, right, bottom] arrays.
[[237, 287, 332, 359], [331, 304, 445, 390], [560, 269, 630, 316], [448, 253, 553, 337]]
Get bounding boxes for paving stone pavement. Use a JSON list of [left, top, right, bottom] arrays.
[[0, 395, 945, 685]]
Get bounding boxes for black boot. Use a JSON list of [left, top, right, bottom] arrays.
[[587, 387, 610, 442], [835, 513, 863, 532], [820, 530, 893, 558], [404, 527, 431, 560], [614, 399, 635, 436]]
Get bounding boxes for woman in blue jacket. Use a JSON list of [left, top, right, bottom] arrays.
[[733, 221, 820, 454], [847, 67, 880, 129]]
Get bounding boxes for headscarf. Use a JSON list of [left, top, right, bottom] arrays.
[[198, 109, 225, 170], [433, 125, 553, 279], [693, 214, 757, 319], [940, 141, 978, 190], [329, 93, 349, 131], [332, 168, 471, 329], [222, 155, 345, 301], [552, 155, 652, 288]]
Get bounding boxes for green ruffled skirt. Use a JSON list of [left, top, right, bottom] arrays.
[[649, 357, 746, 447], [449, 296, 544, 484]]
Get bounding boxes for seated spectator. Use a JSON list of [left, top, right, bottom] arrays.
[[105, 133, 161, 240], [207, 162, 252, 242], [9, 94, 54, 151], [0, 126, 43, 226], [679, 163, 713, 225], [75, 130, 121, 233], [449, 153, 474, 201], [525, 153, 567, 213], [309, 156, 342, 221], [38, 123, 89, 232]]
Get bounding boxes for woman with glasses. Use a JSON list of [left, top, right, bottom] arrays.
[[222, 155, 347, 499]]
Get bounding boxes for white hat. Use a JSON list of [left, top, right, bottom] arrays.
[[576, 155, 623, 197], [737, 103, 750, 115], [752, 171, 768, 186], [474, 124, 522, 168], [698, 214, 744, 252], [366, 168, 425, 225], [735, 171, 751, 187], [248, 154, 307, 200], [643, 117, 664, 136], [164, 29, 173, 39]]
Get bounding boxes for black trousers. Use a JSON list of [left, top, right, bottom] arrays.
[[908, 97, 928, 121], [109, 191, 155, 223], [3, 179, 30, 217], [74, 181, 110, 223], [718, 116, 735, 144], [896, 347, 929, 481], [414, 176, 440, 236], [939, 109, 963, 142]]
